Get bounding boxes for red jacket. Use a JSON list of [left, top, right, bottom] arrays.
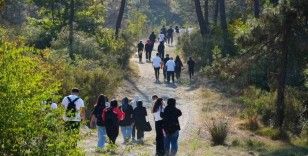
[[102, 107, 125, 122]]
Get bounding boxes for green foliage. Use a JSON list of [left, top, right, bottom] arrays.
[[256, 127, 282, 140], [124, 10, 148, 40], [207, 120, 229, 145], [0, 37, 82, 155]]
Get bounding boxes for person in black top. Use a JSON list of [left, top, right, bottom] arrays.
[[119, 97, 134, 144], [161, 98, 182, 156], [137, 41, 144, 63], [145, 40, 152, 62], [175, 26, 180, 34], [187, 57, 196, 80], [167, 26, 174, 45], [161, 26, 167, 37], [158, 42, 165, 59], [175, 55, 184, 81], [153, 98, 165, 156], [91, 94, 107, 149], [133, 100, 147, 144], [163, 54, 170, 81], [149, 32, 156, 43]]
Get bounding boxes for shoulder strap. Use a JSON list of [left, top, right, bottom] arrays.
[[67, 97, 72, 103], [72, 98, 79, 103]]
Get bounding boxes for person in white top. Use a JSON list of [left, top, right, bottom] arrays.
[[152, 53, 162, 82], [165, 57, 176, 83], [62, 88, 85, 131], [152, 98, 165, 155]]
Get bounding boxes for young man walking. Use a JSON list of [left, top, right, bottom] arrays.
[[163, 54, 170, 81], [137, 41, 144, 63], [165, 57, 176, 83], [187, 57, 196, 80], [152, 53, 162, 82]]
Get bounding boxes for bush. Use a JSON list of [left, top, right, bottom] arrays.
[[207, 120, 229, 145], [0, 37, 82, 155]]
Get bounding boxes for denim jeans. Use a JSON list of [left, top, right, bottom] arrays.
[[121, 125, 132, 141], [164, 130, 179, 156], [97, 126, 106, 148]]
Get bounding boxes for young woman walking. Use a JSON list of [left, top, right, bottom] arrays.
[[153, 98, 165, 156], [119, 97, 134, 144]]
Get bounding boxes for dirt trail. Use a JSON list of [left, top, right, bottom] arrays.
[[80, 37, 203, 155]]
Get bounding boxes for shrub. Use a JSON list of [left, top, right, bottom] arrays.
[[0, 37, 82, 154], [207, 120, 229, 145]]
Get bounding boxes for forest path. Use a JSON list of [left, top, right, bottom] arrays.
[[80, 34, 204, 155]]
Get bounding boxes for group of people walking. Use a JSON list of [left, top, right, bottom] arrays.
[[61, 88, 182, 156]]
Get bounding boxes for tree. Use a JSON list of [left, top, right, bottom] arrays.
[[218, 0, 229, 57], [115, 0, 126, 39], [214, 0, 219, 26], [254, 0, 260, 18], [204, 0, 209, 33], [194, 0, 207, 36], [68, 0, 75, 59]]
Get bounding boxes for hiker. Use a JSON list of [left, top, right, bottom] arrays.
[[152, 53, 162, 82], [163, 54, 170, 81], [161, 26, 167, 37], [161, 98, 182, 156], [62, 88, 85, 132], [102, 100, 125, 144], [137, 41, 144, 63], [130, 96, 139, 141], [158, 42, 165, 59], [167, 26, 174, 45], [152, 95, 159, 106], [175, 55, 184, 81], [91, 94, 107, 150], [153, 98, 165, 156], [187, 57, 196, 80], [145, 40, 152, 62], [165, 57, 176, 83], [119, 97, 134, 144], [175, 26, 180, 34], [159, 32, 165, 44], [149, 32, 156, 43], [133, 100, 148, 144]]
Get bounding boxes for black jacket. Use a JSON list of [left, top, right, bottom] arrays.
[[175, 59, 184, 73], [137, 43, 144, 51], [133, 104, 147, 130], [145, 43, 152, 52], [119, 105, 134, 126], [161, 104, 182, 134], [158, 44, 165, 54], [149, 33, 156, 42], [187, 59, 195, 70], [92, 105, 106, 126]]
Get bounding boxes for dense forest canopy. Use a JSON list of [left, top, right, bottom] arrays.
[[0, 0, 307, 155]]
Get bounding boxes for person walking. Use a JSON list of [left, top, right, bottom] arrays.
[[158, 42, 165, 59], [62, 88, 85, 132], [102, 100, 125, 144], [161, 98, 182, 156], [137, 41, 144, 63], [175, 55, 184, 81], [165, 57, 176, 83], [167, 26, 174, 45], [161, 26, 167, 37], [187, 57, 196, 80], [145, 40, 152, 62], [163, 54, 170, 81], [61, 88, 85, 147], [153, 98, 165, 156], [158, 32, 165, 44], [119, 97, 134, 144], [133, 100, 147, 144], [152, 53, 162, 82], [149, 32, 156, 43], [175, 26, 180, 34], [91, 94, 107, 150]]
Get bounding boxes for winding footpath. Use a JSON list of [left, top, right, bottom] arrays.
[[80, 37, 203, 155]]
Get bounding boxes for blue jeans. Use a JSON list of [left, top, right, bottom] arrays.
[[97, 126, 106, 148], [164, 130, 179, 155], [121, 125, 132, 141]]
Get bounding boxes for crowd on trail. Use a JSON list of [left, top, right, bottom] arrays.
[[137, 26, 196, 83], [58, 88, 182, 156]]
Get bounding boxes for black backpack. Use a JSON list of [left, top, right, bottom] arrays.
[[66, 97, 79, 118], [105, 108, 118, 128]]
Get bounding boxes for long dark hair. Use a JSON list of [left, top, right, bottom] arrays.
[[175, 55, 181, 62], [152, 98, 163, 113], [94, 94, 106, 116]]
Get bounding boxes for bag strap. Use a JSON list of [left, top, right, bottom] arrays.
[[67, 97, 72, 103], [72, 98, 79, 103]]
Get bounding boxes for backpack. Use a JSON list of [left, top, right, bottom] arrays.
[[105, 108, 119, 129], [66, 97, 79, 118]]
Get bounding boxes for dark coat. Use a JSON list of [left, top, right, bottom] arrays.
[[119, 105, 134, 126], [187, 59, 195, 71], [158, 44, 165, 54], [133, 103, 147, 130], [145, 43, 152, 52], [175, 59, 184, 73], [161, 104, 182, 134], [92, 105, 105, 126], [137, 43, 144, 51], [149, 33, 156, 42]]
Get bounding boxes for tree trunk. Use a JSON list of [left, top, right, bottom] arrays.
[[194, 0, 206, 36], [219, 0, 228, 57], [254, 0, 260, 18], [275, 9, 292, 129], [214, 0, 219, 26], [115, 0, 126, 39], [68, 0, 74, 60], [204, 0, 209, 33]]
